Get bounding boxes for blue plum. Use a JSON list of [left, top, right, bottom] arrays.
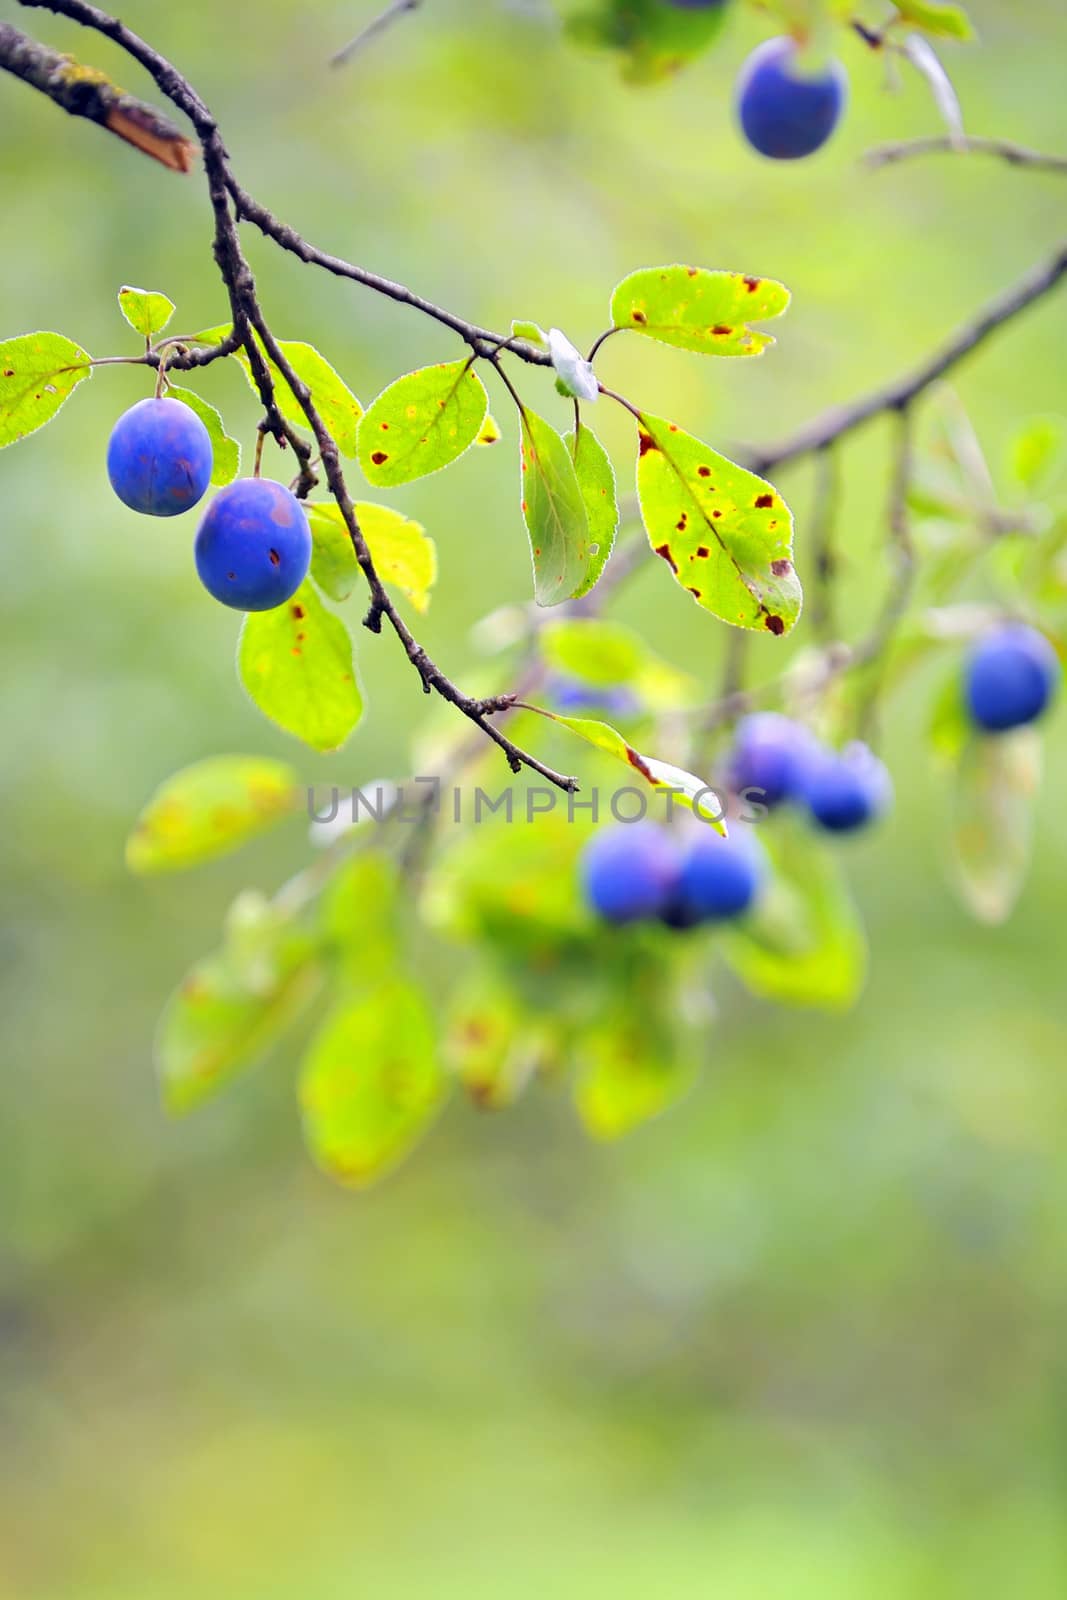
[[107, 397, 213, 517], [666, 824, 765, 926], [194, 478, 311, 612], [803, 742, 892, 834], [580, 822, 680, 924], [964, 624, 1060, 733], [727, 712, 815, 810], [736, 37, 847, 160]]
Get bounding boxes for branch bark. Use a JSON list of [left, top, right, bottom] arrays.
[[0, 20, 195, 171], [748, 240, 1067, 475]]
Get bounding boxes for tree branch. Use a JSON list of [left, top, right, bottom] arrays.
[[0, 19, 195, 171], [748, 239, 1067, 474], [331, 0, 422, 70], [13, 0, 574, 790], [864, 135, 1067, 175]]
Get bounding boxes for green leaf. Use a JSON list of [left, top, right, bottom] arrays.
[[565, 424, 619, 598], [894, 0, 975, 40], [424, 813, 591, 959], [520, 409, 593, 605], [357, 360, 488, 486], [126, 756, 299, 874], [511, 319, 548, 351], [567, 0, 728, 84], [529, 707, 725, 828], [307, 500, 437, 611], [0, 333, 91, 449], [950, 729, 1041, 925], [720, 829, 867, 1012], [539, 616, 698, 709], [475, 414, 503, 447], [445, 974, 538, 1110], [300, 982, 448, 1189], [195, 326, 363, 456], [611, 266, 790, 358], [166, 384, 240, 486], [239, 581, 363, 752], [575, 1010, 695, 1139], [118, 285, 175, 338], [1009, 415, 1066, 496], [157, 929, 320, 1114], [321, 851, 403, 987], [637, 414, 801, 636]]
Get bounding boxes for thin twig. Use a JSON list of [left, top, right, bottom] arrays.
[[331, 0, 421, 70], [748, 241, 1067, 474], [864, 135, 1067, 175]]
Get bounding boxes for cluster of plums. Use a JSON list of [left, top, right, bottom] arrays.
[[582, 817, 765, 929], [581, 716, 892, 928], [664, 1, 848, 161], [107, 397, 311, 610]]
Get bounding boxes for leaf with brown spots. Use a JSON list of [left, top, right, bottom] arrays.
[[609, 266, 790, 358], [356, 359, 488, 486], [0, 332, 92, 449], [300, 982, 448, 1190], [520, 409, 592, 606], [238, 581, 363, 752], [526, 707, 725, 830], [636, 414, 802, 635], [126, 755, 299, 874], [157, 927, 320, 1114]]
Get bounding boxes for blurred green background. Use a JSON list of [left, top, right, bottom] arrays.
[[3, 1, 1067, 1594]]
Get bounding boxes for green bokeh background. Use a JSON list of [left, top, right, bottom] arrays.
[[2, 1, 1067, 1594]]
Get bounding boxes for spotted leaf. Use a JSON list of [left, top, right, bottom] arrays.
[[636, 414, 801, 636], [528, 707, 725, 830], [238, 581, 363, 752], [357, 360, 488, 486], [0, 332, 92, 449], [126, 756, 299, 874], [300, 982, 448, 1189], [610, 266, 790, 358]]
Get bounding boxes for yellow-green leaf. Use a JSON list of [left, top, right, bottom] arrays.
[[118, 285, 175, 338], [565, 424, 619, 598], [637, 414, 801, 636], [126, 756, 299, 874], [475, 413, 503, 447], [575, 1014, 695, 1139], [167, 384, 240, 486], [300, 982, 448, 1189], [720, 829, 867, 1011], [157, 931, 320, 1114], [520, 409, 592, 606], [238, 581, 363, 752], [894, 0, 975, 40], [610, 266, 790, 358], [529, 707, 725, 829], [0, 332, 91, 449], [195, 325, 363, 456], [307, 500, 437, 611], [357, 360, 488, 485]]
